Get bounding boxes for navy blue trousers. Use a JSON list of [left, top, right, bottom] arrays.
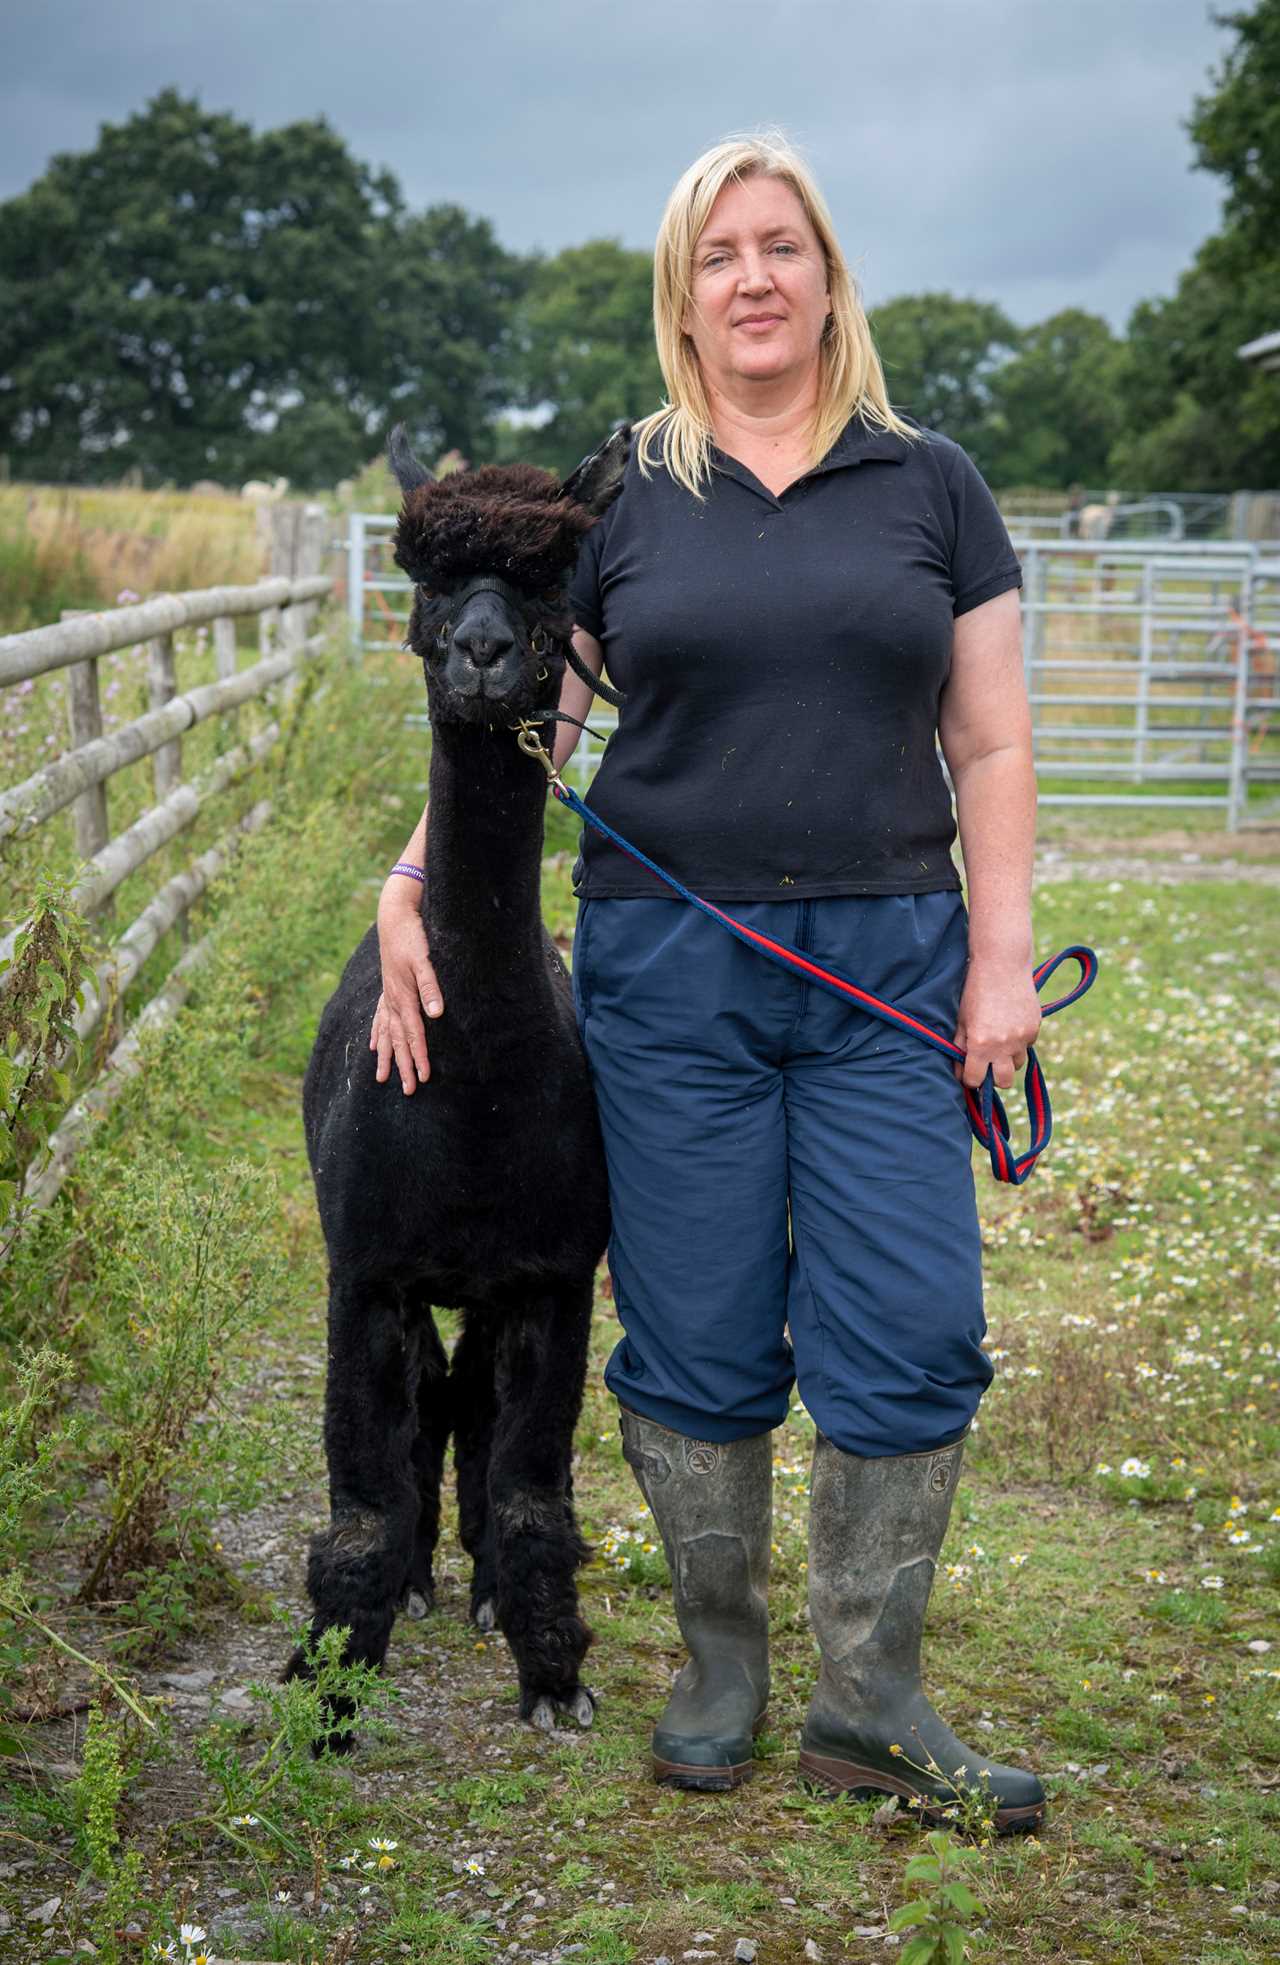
[[571, 892, 993, 1457]]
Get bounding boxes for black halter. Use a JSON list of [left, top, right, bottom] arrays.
[[424, 573, 625, 709]]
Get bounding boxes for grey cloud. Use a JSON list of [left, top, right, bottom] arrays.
[[3, 0, 1232, 332]]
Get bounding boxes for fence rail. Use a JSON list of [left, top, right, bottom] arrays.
[[0, 575, 329, 687], [1, 564, 336, 1230]]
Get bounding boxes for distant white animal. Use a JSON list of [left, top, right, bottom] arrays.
[[1077, 490, 1122, 541], [240, 476, 291, 503]]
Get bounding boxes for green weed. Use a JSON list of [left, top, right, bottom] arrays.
[[78, 1152, 290, 1600], [0, 872, 92, 1256], [193, 1620, 402, 1862], [888, 1828, 986, 1963]]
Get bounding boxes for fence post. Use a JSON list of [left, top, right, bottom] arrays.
[[60, 614, 120, 1023], [1227, 558, 1254, 831], [147, 632, 181, 798], [280, 600, 306, 705], [1021, 544, 1041, 750], [258, 605, 281, 661], [59, 616, 111, 875], [347, 513, 366, 662], [212, 615, 239, 746], [1134, 559, 1153, 785]]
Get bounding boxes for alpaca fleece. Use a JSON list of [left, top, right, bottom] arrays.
[[394, 463, 599, 597], [285, 425, 628, 1745]]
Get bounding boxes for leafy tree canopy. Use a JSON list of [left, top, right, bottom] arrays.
[[1111, 0, 1280, 489], [866, 293, 1021, 474], [0, 90, 523, 486], [1190, 0, 1280, 253], [506, 239, 665, 480], [984, 310, 1127, 490], [2, 30, 1277, 497]]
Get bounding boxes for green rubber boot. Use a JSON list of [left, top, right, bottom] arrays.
[[799, 1431, 1046, 1835], [619, 1406, 772, 1791]]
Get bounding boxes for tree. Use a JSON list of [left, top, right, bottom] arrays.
[[983, 310, 1127, 489], [865, 294, 1021, 474], [0, 91, 524, 486], [1109, 0, 1280, 489], [381, 204, 529, 468], [509, 240, 665, 479], [0, 92, 388, 483], [1190, 0, 1280, 255]]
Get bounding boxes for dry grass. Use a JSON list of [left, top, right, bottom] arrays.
[[0, 483, 267, 635]]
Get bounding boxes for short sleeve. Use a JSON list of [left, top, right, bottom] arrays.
[[567, 516, 607, 639], [944, 445, 1023, 618]]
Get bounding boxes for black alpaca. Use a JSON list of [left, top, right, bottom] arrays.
[[286, 425, 628, 1734]]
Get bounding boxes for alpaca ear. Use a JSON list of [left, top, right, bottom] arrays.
[[387, 424, 437, 496], [558, 423, 631, 516]]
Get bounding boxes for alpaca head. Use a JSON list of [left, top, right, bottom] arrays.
[[389, 425, 631, 727]]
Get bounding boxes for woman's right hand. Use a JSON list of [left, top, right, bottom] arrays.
[[371, 891, 444, 1093]]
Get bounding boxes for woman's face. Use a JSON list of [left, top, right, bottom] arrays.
[[682, 174, 831, 397]]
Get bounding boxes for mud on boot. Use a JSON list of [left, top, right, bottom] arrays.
[[798, 1430, 1046, 1835]]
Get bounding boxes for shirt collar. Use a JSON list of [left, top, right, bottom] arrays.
[[817, 412, 915, 471], [709, 410, 912, 503]]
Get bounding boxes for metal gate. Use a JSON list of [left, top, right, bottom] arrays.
[[1016, 538, 1280, 827], [347, 514, 1279, 827]]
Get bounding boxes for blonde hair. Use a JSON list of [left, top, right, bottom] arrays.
[[635, 130, 921, 499]]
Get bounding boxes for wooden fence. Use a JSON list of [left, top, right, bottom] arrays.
[[1, 567, 334, 1219]]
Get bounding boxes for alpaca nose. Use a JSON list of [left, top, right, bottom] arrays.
[[452, 622, 515, 668]]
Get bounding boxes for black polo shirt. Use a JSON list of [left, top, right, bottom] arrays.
[[567, 413, 1022, 901]]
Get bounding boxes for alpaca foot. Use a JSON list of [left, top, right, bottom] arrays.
[[398, 1577, 435, 1621], [471, 1594, 497, 1633], [528, 1685, 597, 1733]]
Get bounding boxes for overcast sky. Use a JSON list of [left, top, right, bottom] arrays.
[[5, 0, 1233, 336]]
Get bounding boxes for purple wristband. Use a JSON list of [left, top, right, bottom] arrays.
[[391, 862, 425, 884]]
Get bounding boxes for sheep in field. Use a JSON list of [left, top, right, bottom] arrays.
[[240, 475, 291, 502], [285, 423, 628, 1741]]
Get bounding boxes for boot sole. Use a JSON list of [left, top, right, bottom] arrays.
[[652, 1709, 768, 1792], [797, 1748, 1046, 1835]]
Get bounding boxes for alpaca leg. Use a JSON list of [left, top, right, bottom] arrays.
[[489, 1283, 595, 1729], [285, 1277, 420, 1711], [451, 1313, 499, 1627], [401, 1310, 450, 1620]]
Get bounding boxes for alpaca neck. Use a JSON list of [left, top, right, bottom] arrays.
[[423, 721, 548, 984]]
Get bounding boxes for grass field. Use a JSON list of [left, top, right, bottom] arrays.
[[1, 628, 1275, 1962], [0, 482, 267, 639]]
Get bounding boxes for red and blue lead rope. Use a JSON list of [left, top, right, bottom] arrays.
[[550, 777, 1097, 1188]]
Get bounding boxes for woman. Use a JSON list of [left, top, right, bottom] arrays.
[[371, 133, 1045, 1832]]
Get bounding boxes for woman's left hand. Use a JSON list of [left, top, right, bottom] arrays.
[[952, 954, 1042, 1091]]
